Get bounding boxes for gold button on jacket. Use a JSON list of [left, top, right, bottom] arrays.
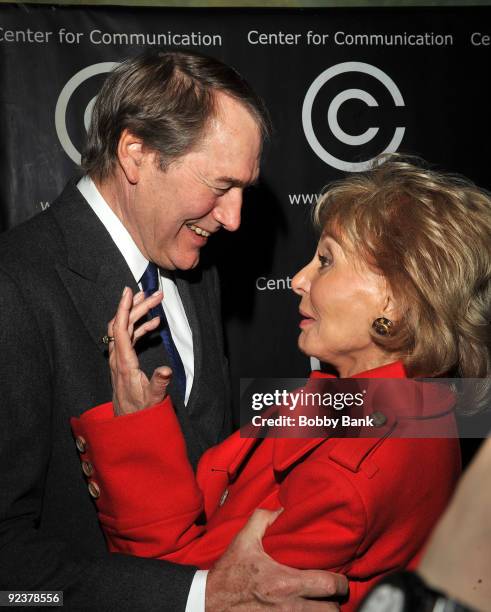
[[75, 436, 87, 453], [88, 481, 100, 499], [82, 461, 94, 477]]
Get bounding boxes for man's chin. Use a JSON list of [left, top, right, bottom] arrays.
[[152, 249, 201, 272], [171, 253, 201, 272]]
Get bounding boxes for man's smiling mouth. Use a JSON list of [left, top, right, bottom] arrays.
[[187, 223, 211, 238]]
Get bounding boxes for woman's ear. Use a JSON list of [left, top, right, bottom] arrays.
[[116, 129, 145, 185], [382, 290, 400, 323]]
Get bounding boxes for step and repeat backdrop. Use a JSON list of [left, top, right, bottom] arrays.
[[1, 4, 490, 419]]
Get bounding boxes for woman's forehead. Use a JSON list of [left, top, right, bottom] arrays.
[[319, 226, 351, 251]]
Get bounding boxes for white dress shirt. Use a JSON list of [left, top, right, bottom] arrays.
[[77, 176, 206, 611]]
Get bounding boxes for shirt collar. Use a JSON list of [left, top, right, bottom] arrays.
[[77, 175, 148, 284]]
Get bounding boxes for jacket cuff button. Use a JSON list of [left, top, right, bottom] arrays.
[[88, 481, 100, 499], [82, 461, 94, 477], [75, 436, 87, 453]]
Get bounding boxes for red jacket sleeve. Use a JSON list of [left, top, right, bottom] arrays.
[[71, 399, 209, 559]]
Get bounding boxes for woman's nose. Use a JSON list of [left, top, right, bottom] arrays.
[[292, 262, 313, 296]]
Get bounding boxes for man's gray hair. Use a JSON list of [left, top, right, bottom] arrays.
[[81, 49, 271, 181]]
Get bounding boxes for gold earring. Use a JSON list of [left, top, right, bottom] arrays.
[[372, 317, 393, 336]]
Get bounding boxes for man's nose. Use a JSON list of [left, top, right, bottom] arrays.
[[213, 189, 243, 232]]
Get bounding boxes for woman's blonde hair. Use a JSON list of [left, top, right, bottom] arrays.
[[314, 155, 491, 384]]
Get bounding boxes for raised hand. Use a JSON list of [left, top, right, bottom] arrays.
[[108, 287, 173, 416]]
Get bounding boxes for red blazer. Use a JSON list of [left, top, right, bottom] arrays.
[[72, 362, 461, 611]]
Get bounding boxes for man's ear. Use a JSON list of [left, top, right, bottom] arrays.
[[117, 129, 145, 184]]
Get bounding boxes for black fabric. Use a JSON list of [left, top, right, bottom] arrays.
[[0, 180, 232, 610]]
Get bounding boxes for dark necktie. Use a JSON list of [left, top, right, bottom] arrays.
[[140, 262, 187, 400]]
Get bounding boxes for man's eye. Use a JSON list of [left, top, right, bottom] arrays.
[[213, 186, 230, 195], [318, 254, 332, 268]]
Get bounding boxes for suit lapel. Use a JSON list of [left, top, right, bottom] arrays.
[[51, 182, 139, 358], [56, 265, 125, 356]]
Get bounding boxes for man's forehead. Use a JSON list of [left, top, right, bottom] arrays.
[[212, 90, 255, 119], [208, 93, 263, 140]]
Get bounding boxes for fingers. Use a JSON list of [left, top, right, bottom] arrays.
[[133, 316, 161, 344], [281, 601, 339, 611], [299, 602, 340, 611], [260, 561, 347, 601], [236, 508, 284, 550], [109, 289, 163, 350], [217, 510, 348, 605], [113, 287, 137, 367], [148, 366, 173, 404], [207, 521, 348, 612], [107, 317, 116, 356], [108, 287, 167, 416], [295, 570, 348, 599], [128, 290, 163, 326], [132, 290, 145, 307]]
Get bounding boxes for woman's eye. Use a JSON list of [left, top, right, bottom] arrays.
[[318, 254, 332, 268]]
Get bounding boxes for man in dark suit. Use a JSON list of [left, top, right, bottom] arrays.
[[0, 50, 346, 610]]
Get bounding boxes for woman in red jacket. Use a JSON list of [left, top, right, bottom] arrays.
[[72, 157, 491, 611]]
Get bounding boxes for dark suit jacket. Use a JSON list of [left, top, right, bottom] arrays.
[[0, 180, 231, 611]]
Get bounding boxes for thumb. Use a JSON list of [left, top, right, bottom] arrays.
[[148, 366, 173, 404], [235, 508, 284, 550]]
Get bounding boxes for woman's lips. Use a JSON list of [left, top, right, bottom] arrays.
[[299, 310, 315, 328], [299, 318, 315, 328]]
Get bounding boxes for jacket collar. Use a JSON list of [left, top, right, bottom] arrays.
[[275, 361, 409, 472], [228, 361, 454, 478], [51, 180, 138, 357]]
